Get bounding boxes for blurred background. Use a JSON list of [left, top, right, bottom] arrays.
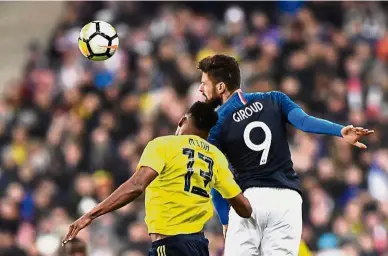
[[1, 1, 388, 255]]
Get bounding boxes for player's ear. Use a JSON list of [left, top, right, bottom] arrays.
[[216, 82, 226, 94], [178, 116, 186, 127]]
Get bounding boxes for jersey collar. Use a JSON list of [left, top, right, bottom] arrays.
[[227, 89, 247, 105], [217, 89, 246, 112]]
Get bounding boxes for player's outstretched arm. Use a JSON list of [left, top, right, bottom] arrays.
[[85, 166, 157, 219], [288, 108, 374, 148], [339, 125, 374, 149], [62, 167, 158, 245], [274, 92, 374, 148]]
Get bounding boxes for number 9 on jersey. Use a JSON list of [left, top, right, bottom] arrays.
[[243, 121, 272, 165]]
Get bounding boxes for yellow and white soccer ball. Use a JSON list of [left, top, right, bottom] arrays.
[[78, 21, 119, 61]]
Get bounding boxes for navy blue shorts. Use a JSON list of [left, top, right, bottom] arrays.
[[148, 232, 209, 256]]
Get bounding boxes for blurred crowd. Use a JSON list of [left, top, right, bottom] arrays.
[[1, 1, 388, 255]]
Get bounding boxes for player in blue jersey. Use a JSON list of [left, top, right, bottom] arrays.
[[197, 54, 374, 256]]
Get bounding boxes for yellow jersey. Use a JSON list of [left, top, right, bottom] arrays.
[[137, 135, 241, 235]]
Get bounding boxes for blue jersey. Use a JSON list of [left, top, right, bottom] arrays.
[[208, 90, 303, 194], [209, 90, 344, 224]]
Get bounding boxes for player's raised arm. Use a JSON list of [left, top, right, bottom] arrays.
[[62, 138, 166, 245], [62, 166, 158, 245], [273, 91, 374, 148]]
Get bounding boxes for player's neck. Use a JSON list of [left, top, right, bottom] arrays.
[[182, 130, 208, 140], [191, 131, 208, 140], [221, 89, 240, 104], [197, 132, 208, 140]]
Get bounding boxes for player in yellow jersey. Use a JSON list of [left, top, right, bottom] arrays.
[[62, 102, 252, 256]]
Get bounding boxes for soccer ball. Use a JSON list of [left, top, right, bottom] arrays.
[[78, 21, 119, 61]]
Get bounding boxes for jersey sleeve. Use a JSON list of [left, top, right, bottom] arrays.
[[137, 137, 166, 174], [272, 91, 344, 137], [213, 151, 241, 199], [270, 91, 300, 116]]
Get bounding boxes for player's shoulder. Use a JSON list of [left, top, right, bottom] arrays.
[[147, 135, 190, 157], [154, 135, 211, 148], [245, 90, 287, 102], [148, 135, 176, 148]]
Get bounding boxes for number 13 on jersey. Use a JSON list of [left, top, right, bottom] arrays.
[[182, 148, 214, 198]]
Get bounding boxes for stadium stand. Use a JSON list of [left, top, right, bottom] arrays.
[[1, 2, 388, 255]]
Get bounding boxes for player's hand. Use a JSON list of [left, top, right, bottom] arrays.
[[222, 225, 228, 239], [62, 214, 92, 246], [341, 125, 374, 149]]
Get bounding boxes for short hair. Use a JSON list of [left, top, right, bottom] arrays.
[[197, 54, 241, 91], [58, 238, 87, 256], [187, 101, 218, 132]]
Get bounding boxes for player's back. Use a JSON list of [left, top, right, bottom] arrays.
[[142, 135, 235, 235], [209, 90, 301, 194]]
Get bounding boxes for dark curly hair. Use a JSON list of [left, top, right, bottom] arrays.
[[187, 101, 219, 132], [197, 54, 241, 91]]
